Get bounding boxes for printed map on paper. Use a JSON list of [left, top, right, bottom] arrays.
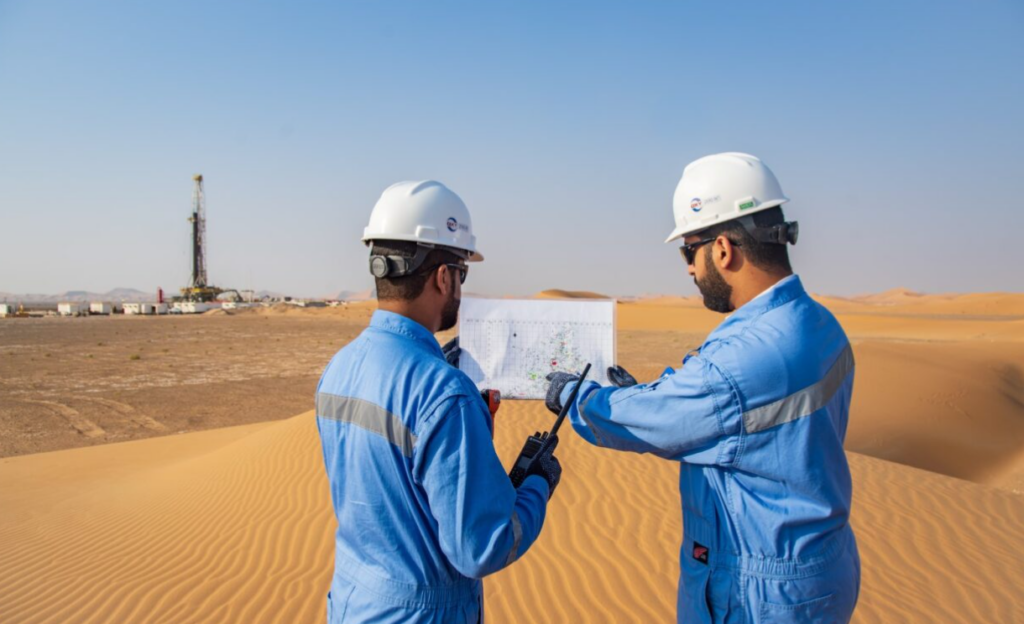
[[458, 297, 616, 399]]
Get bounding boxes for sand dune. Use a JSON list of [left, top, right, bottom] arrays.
[[853, 287, 932, 304], [1, 406, 1022, 623], [820, 291, 1024, 318], [533, 289, 612, 300], [624, 295, 705, 307], [2, 288, 1022, 621], [0, 417, 334, 623], [846, 341, 1024, 491], [607, 291, 1024, 491]]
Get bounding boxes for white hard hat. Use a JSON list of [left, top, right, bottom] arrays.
[[665, 152, 789, 243], [363, 180, 483, 261]]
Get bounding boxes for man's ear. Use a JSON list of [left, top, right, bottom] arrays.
[[716, 236, 738, 270], [434, 265, 452, 297]]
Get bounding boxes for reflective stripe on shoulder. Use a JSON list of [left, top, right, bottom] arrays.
[[506, 511, 523, 566], [317, 392, 417, 457], [742, 344, 855, 434]]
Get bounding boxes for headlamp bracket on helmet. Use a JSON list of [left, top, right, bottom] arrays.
[[735, 215, 799, 246], [368, 243, 470, 279], [368, 244, 434, 279]]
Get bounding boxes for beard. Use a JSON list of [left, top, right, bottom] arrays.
[[439, 287, 461, 332], [695, 248, 734, 313]]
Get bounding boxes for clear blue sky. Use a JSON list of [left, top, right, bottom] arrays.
[[2, 0, 1022, 298]]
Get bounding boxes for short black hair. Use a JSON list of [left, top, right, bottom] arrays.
[[700, 207, 793, 274], [371, 240, 464, 301]]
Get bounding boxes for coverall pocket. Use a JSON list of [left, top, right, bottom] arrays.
[[678, 558, 713, 624], [759, 592, 835, 624], [705, 567, 738, 623]]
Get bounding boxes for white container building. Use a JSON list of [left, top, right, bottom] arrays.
[[177, 302, 211, 314], [58, 302, 85, 317], [124, 303, 155, 315], [0, 303, 15, 317], [89, 302, 119, 315]]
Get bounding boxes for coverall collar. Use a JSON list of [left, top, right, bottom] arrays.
[[711, 274, 804, 337], [750, 273, 792, 302], [370, 309, 445, 359]]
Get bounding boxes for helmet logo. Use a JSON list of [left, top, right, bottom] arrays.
[[690, 198, 702, 213], [447, 217, 458, 232]]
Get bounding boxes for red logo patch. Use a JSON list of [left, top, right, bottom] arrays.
[[693, 542, 709, 564]]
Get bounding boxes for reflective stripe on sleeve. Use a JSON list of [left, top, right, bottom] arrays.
[[742, 344, 855, 434], [505, 511, 522, 566], [317, 392, 418, 457]]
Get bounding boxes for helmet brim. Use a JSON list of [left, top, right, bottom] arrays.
[[664, 226, 688, 244]]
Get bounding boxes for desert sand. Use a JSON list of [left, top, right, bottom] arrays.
[[1, 291, 1023, 622], [0, 304, 376, 458]]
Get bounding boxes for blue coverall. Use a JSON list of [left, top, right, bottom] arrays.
[[316, 310, 550, 623], [560, 275, 860, 623]]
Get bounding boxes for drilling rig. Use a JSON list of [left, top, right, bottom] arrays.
[[179, 174, 224, 302]]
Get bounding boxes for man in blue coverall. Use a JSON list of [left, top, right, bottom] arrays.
[[546, 153, 860, 623], [317, 180, 561, 623]]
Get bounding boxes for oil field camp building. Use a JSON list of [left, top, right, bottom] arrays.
[[89, 302, 121, 315], [58, 302, 86, 317], [124, 303, 156, 315], [173, 301, 219, 314], [172, 302, 203, 314], [0, 303, 15, 318]]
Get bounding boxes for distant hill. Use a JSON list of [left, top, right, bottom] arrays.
[[105, 288, 154, 301], [332, 289, 376, 302], [534, 289, 612, 299], [254, 290, 289, 300], [0, 288, 154, 303]]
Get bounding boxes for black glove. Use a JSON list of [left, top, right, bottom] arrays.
[[441, 336, 460, 367], [607, 365, 638, 388], [526, 434, 562, 499], [544, 372, 578, 416]]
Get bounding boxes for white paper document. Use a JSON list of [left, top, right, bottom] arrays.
[[457, 297, 616, 399]]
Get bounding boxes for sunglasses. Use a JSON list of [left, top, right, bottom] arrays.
[[679, 236, 742, 265], [443, 263, 469, 285]]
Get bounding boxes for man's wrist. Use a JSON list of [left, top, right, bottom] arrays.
[[523, 473, 549, 492], [558, 380, 578, 412]]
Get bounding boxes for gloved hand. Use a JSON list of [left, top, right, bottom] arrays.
[[607, 365, 638, 387], [526, 434, 562, 499], [441, 336, 460, 367], [544, 372, 579, 416]]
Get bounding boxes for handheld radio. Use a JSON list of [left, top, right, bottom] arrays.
[[509, 363, 591, 488]]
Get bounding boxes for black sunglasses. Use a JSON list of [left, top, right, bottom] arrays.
[[679, 236, 742, 265], [418, 262, 468, 284], [443, 263, 468, 285]]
